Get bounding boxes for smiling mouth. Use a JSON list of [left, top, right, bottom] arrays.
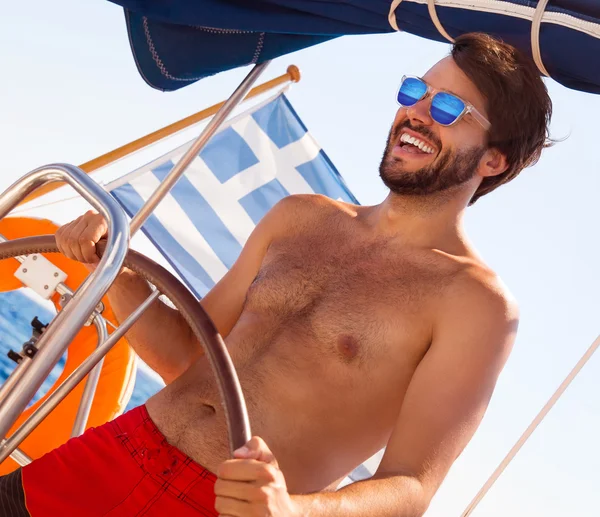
[[397, 132, 436, 155]]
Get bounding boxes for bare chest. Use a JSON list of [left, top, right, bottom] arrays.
[[242, 232, 448, 365]]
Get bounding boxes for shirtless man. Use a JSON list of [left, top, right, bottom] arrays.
[[2, 33, 552, 516]]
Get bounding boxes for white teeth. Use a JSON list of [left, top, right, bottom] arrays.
[[399, 132, 435, 154]]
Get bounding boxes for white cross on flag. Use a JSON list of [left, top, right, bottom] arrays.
[[109, 93, 358, 298]]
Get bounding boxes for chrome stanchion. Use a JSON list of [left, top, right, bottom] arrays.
[[0, 164, 129, 440], [70, 315, 109, 437]]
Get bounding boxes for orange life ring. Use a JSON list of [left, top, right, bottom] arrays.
[[0, 216, 136, 474]]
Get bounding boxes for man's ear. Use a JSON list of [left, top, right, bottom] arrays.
[[480, 148, 508, 178]]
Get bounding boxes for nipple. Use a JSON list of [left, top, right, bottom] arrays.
[[337, 334, 360, 361]]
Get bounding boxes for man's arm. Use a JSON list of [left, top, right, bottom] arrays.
[[291, 276, 518, 516], [55, 197, 297, 383], [215, 274, 518, 517]]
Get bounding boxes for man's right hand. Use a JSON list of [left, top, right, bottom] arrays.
[[55, 210, 108, 265]]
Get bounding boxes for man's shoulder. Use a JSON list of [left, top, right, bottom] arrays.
[[425, 258, 519, 362], [270, 194, 356, 222], [441, 258, 519, 333], [276, 193, 352, 210], [258, 194, 349, 241]]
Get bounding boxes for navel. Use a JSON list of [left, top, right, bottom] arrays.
[[336, 334, 360, 362]]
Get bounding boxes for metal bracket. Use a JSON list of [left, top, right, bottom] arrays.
[[6, 317, 48, 365], [58, 290, 105, 327], [13, 254, 67, 300]]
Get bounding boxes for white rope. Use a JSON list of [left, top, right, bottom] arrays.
[[531, 0, 551, 77], [389, 0, 454, 43], [460, 333, 600, 516], [388, 0, 404, 31], [427, 0, 455, 43]]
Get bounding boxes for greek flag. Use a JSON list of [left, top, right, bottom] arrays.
[[109, 93, 358, 298]]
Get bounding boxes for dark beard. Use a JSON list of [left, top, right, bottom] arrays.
[[379, 121, 486, 196]]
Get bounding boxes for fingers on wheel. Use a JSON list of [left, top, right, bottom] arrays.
[[56, 211, 106, 263]]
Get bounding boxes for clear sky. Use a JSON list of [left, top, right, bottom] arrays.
[[2, 2, 600, 516]]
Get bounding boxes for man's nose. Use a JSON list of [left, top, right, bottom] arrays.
[[406, 97, 433, 126]]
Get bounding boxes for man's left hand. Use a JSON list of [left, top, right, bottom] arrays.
[[215, 436, 300, 517]]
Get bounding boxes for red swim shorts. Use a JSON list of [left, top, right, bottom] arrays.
[[20, 405, 217, 516]]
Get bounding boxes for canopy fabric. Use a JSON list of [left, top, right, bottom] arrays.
[[111, 0, 600, 94]]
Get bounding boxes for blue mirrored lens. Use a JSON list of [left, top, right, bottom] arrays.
[[430, 92, 465, 125], [397, 77, 427, 107]]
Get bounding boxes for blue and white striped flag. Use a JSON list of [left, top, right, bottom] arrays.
[[109, 93, 358, 298]]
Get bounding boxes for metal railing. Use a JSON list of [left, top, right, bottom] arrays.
[[0, 61, 269, 465], [0, 163, 130, 441]]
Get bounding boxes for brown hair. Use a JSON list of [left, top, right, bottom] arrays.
[[451, 33, 553, 204]]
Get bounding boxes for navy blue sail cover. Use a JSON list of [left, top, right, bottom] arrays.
[[110, 1, 600, 94]]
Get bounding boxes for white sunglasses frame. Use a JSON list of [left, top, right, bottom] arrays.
[[397, 75, 491, 131]]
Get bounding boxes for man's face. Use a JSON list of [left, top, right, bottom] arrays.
[[379, 57, 491, 197]]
